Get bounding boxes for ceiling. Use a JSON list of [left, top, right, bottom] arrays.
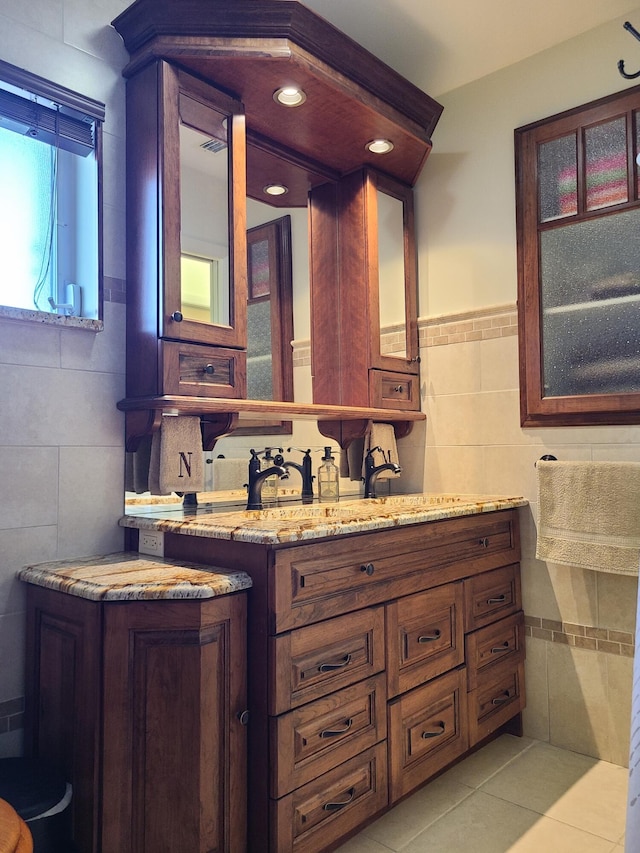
[[300, 0, 640, 96]]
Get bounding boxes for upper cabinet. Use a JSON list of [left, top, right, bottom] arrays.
[[310, 168, 420, 411], [516, 85, 640, 426], [112, 0, 442, 433], [125, 61, 248, 400]]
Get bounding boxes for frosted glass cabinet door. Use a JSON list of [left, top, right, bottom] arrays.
[[516, 86, 640, 426]]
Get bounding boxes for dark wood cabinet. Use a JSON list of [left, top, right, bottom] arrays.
[[124, 59, 248, 403], [310, 168, 420, 412], [25, 585, 247, 853], [516, 84, 640, 426], [159, 508, 525, 852]]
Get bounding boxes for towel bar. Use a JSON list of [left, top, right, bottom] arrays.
[[535, 455, 557, 467]]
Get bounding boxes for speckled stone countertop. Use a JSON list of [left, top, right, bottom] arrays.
[[18, 552, 252, 601], [120, 493, 528, 546]]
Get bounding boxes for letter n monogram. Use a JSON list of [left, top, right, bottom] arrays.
[[178, 451, 192, 478]]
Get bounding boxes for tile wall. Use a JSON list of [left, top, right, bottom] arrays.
[[0, 0, 129, 755], [421, 304, 639, 767]]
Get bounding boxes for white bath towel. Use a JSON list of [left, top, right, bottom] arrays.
[[148, 416, 204, 495], [536, 460, 640, 576]]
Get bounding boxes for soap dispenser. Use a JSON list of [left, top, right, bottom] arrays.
[[318, 447, 339, 503]]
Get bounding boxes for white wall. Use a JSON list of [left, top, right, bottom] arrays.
[[0, 0, 129, 754]]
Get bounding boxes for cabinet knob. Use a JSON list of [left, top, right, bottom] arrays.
[[203, 364, 216, 375], [393, 385, 404, 393], [360, 562, 375, 576], [479, 537, 490, 548], [171, 311, 183, 322], [237, 709, 250, 726]]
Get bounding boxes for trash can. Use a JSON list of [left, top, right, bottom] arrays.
[[0, 759, 72, 853]]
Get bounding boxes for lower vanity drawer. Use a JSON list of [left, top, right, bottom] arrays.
[[468, 658, 526, 747], [465, 611, 525, 692], [270, 607, 385, 715], [387, 581, 465, 698], [270, 673, 387, 797], [388, 666, 468, 804], [464, 563, 522, 633], [270, 743, 388, 853]]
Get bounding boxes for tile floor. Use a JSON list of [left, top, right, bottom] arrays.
[[334, 735, 628, 853]]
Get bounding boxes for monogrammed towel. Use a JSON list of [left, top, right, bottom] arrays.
[[148, 416, 204, 495]]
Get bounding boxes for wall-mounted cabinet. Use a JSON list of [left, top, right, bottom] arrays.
[[516, 84, 640, 426], [310, 168, 420, 412], [113, 0, 443, 444], [125, 60, 247, 402]]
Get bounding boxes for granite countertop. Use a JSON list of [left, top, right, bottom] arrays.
[[120, 493, 528, 545], [18, 552, 252, 601]]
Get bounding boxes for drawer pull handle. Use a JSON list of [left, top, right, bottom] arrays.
[[479, 537, 490, 548], [487, 594, 507, 604], [360, 562, 375, 576], [171, 311, 183, 322], [422, 722, 446, 738], [318, 654, 352, 673], [418, 629, 442, 643], [320, 718, 353, 738], [491, 690, 513, 705], [323, 787, 355, 812], [203, 364, 216, 375], [491, 641, 511, 654]]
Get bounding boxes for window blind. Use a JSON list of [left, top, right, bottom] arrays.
[[0, 88, 95, 156]]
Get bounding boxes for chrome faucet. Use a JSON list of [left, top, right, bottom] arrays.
[[278, 448, 314, 504], [363, 446, 402, 499], [246, 449, 289, 510]]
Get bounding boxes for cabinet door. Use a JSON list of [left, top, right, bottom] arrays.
[[516, 85, 640, 425], [125, 60, 247, 400], [25, 587, 102, 853], [101, 595, 247, 853]]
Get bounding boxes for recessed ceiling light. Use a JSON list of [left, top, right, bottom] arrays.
[[366, 138, 394, 154], [273, 87, 307, 107], [263, 184, 288, 196]]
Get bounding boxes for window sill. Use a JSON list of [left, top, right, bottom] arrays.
[[0, 305, 103, 332]]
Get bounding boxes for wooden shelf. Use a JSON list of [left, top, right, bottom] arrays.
[[117, 396, 425, 451]]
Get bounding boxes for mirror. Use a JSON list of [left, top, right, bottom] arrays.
[[377, 188, 407, 359], [180, 122, 230, 326]]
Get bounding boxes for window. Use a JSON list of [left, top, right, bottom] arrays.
[[0, 59, 104, 323], [516, 85, 640, 425]]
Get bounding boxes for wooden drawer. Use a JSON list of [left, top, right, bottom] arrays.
[[161, 340, 246, 398], [272, 510, 520, 632], [468, 658, 526, 747], [369, 369, 420, 411], [388, 667, 468, 804], [270, 673, 387, 797], [466, 611, 525, 692], [270, 607, 385, 715], [464, 563, 522, 633], [387, 582, 465, 698], [270, 743, 388, 853]]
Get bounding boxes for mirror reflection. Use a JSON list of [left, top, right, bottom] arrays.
[[377, 188, 407, 359], [179, 121, 230, 325]]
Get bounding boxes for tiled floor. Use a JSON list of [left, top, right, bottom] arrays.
[[334, 735, 628, 853]]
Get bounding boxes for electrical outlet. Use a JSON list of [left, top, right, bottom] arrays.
[[139, 530, 164, 557]]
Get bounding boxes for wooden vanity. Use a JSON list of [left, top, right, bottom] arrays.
[[120, 495, 527, 853]]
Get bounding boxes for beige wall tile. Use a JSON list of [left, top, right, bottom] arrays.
[[607, 654, 634, 768], [547, 644, 610, 760], [422, 339, 482, 396], [597, 573, 638, 634], [522, 637, 549, 741], [479, 335, 520, 392], [546, 563, 598, 627]]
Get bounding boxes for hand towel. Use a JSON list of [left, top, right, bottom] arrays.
[[148, 416, 205, 495], [364, 423, 400, 480], [536, 460, 640, 576]]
